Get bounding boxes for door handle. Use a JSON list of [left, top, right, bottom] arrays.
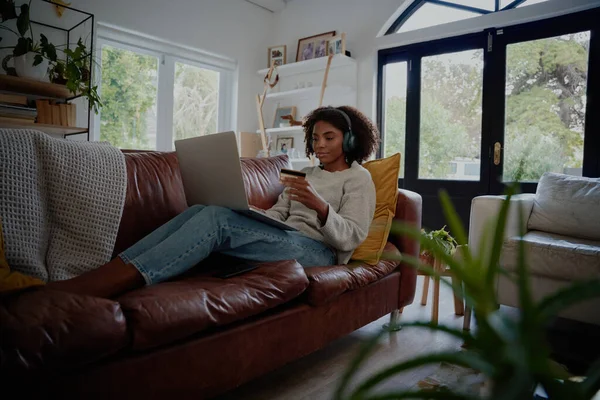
[[494, 142, 503, 166]]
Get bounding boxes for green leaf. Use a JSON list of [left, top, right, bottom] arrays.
[[32, 53, 42, 66], [399, 321, 476, 345], [536, 279, 600, 323], [515, 201, 534, 317], [439, 191, 469, 249], [333, 332, 385, 400], [16, 3, 29, 37], [13, 36, 31, 56], [349, 352, 493, 398], [582, 357, 600, 398], [484, 191, 514, 290], [0, 0, 17, 22]]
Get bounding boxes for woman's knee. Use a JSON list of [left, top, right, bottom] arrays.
[[200, 205, 236, 223]]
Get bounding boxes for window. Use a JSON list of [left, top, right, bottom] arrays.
[[173, 62, 220, 145], [388, 0, 552, 34], [99, 45, 159, 150], [95, 25, 234, 151]]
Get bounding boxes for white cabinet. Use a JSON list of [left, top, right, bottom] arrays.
[[255, 54, 357, 170]]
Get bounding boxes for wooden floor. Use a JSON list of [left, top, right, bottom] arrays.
[[218, 276, 467, 399]]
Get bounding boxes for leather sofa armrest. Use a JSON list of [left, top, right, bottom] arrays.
[[390, 189, 422, 308], [469, 194, 535, 255]]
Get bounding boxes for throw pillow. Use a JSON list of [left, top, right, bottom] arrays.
[[528, 172, 600, 241], [0, 216, 45, 294], [351, 153, 401, 265]]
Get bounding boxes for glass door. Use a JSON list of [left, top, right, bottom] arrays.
[[379, 35, 487, 229], [489, 21, 596, 193]]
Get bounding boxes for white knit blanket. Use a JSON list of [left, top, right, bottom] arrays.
[[0, 129, 127, 282]]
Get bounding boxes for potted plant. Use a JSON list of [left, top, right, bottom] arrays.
[[420, 225, 458, 267], [334, 186, 600, 399], [49, 38, 102, 113], [1, 0, 102, 113], [0, 1, 57, 80]]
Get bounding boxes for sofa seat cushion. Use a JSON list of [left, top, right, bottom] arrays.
[[501, 231, 600, 281], [304, 242, 401, 306], [0, 288, 128, 374], [117, 259, 309, 351]]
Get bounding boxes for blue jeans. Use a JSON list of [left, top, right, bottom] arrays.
[[119, 205, 336, 285]]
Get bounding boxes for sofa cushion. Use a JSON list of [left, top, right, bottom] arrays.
[[304, 242, 401, 306], [117, 259, 308, 351], [351, 153, 401, 265], [0, 288, 128, 374], [501, 231, 600, 281], [114, 152, 188, 257], [241, 155, 290, 210], [528, 172, 600, 241]]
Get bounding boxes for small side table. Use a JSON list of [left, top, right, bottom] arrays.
[[419, 255, 464, 325]]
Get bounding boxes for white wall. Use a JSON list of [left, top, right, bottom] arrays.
[[271, 0, 404, 119], [72, 0, 274, 133], [271, 0, 600, 121]]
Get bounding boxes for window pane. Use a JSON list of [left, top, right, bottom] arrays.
[[503, 32, 589, 181], [397, 3, 480, 33], [173, 62, 220, 146], [383, 62, 407, 178], [419, 49, 483, 180], [99, 45, 158, 150]]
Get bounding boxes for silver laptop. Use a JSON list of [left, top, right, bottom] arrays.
[[174, 131, 297, 231]]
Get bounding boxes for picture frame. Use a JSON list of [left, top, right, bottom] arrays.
[[296, 31, 336, 62], [268, 45, 286, 67], [273, 106, 297, 128], [276, 137, 294, 154], [327, 33, 346, 56]]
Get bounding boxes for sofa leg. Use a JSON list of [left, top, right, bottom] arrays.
[[463, 305, 472, 331], [382, 309, 402, 332]]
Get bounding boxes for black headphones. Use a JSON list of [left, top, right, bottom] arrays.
[[310, 107, 356, 154]]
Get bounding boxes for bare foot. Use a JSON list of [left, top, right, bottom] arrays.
[[46, 257, 145, 298]]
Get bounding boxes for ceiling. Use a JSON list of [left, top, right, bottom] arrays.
[[244, 0, 288, 12]]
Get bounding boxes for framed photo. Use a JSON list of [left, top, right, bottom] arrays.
[[276, 137, 294, 154], [327, 33, 346, 56], [268, 45, 286, 67], [296, 31, 336, 62], [273, 106, 296, 128]]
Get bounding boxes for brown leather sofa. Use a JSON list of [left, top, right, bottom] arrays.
[[0, 151, 422, 399]]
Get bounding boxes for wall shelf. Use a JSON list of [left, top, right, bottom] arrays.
[[265, 85, 353, 102], [0, 117, 88, 135], [256, 126, 304, 135], [0, 74, 76, 99], [257, 55, 356, 77]]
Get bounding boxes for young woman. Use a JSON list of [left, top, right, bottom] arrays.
[[47, 106, 379, 298]]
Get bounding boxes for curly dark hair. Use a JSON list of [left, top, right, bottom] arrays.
[[302, 105, 380, 165]]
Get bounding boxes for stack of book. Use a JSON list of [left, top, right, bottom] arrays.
[[35, 100, 76, 127], [0, 93, 37, 123]]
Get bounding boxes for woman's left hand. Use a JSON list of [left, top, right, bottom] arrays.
[[281, 177, 329, 223]]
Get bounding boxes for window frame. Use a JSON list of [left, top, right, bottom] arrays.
[[385, 0, 547, 35], [93, 24, 235, 151]]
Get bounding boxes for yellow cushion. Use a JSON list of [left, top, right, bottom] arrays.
[[0, 216, 45, 294], [351, 153, 401, 265]]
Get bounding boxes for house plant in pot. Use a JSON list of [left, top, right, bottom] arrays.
[[0, 1, 57, 80], [334, 186, 600, 399], [420, 225, 458, 268], [48, 38, 102, 113]]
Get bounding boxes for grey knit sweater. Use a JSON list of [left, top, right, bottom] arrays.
[[265, 161, 376, 264]]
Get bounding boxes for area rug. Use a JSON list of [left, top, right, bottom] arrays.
[[411, 362, 486, 396]]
